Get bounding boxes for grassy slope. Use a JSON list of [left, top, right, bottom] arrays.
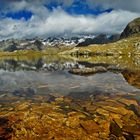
[[0, 47, 73, 57], [60, 36, 140, 55]]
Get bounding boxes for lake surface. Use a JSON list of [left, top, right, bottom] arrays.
[[0, 55, 140, 100], [0, 55, 140, 139]]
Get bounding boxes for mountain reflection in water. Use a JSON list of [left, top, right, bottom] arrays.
[[0, 55, 140, 101]]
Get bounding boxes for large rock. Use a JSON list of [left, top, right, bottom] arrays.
[[121, 17, 140, 38], [122, 70, 140, 89], [80, 120, 99, 133], [69, 66, 107, 75], [110, 121, 123, 137]]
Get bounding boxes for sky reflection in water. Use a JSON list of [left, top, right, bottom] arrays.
[[0, 56, 140, 102]]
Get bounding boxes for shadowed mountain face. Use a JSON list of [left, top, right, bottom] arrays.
[[77, 34, 120, 47], [122, 70, 140, 89], [0, 39, 44, 52], [121, 17, 140, 38]]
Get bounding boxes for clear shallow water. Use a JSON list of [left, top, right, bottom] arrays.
[[0, 56, 140, 103]]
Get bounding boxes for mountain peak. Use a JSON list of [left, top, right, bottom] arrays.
[[121, 17, 140, 38]]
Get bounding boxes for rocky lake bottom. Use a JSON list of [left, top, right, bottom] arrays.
[[0, 55, 140, 140]]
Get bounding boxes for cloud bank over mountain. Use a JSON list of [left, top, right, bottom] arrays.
[[0, 0, 140, 40]]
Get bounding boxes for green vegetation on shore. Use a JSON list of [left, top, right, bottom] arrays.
[[60, 36, 140, 55]]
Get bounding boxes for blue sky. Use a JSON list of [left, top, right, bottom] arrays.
[[46, 1, 113, 15], [0, 0, 140, 40], [4, 1, 113, 20], [6, 10, 32, 20]]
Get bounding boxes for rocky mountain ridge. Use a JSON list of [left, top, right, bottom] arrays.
[[0, 34, 121, 52], [0, 36, 93, 52], [77, 34, 120, 47], [121, 17, 140, 38]]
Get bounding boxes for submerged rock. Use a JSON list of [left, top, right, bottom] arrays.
[[128, 104, 140, 117], [122, 70, 140, 89], [122, 124, 140, 135], [110, 121, 123, 137], [12, 88, 36, 98], [80, 120, 99, 133], [0, 117, 13, 140], [0, 94, 140, 139]]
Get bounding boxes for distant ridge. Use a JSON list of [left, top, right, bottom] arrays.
[[77, 34, 120, 47]]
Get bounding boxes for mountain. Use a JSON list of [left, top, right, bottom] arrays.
[[0, 36, 94, 52], [0, 34, 120, 52], [121, 17, 140, 38], [108, 34, 120, 43], [77, 34, 120, 47], [0, 39, 45, 52], [42, 37, 81, 47], [77, 34, 107, 46]]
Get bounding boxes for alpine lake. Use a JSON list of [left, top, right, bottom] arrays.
[[0, 54, 140, 140]]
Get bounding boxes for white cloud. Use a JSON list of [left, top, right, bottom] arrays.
[[0, 7, 139, 40], [86, 0, 140, 13], [0, 0, 140, 40], [0, 0, 74, 15], [1, 0, 140, 14]]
